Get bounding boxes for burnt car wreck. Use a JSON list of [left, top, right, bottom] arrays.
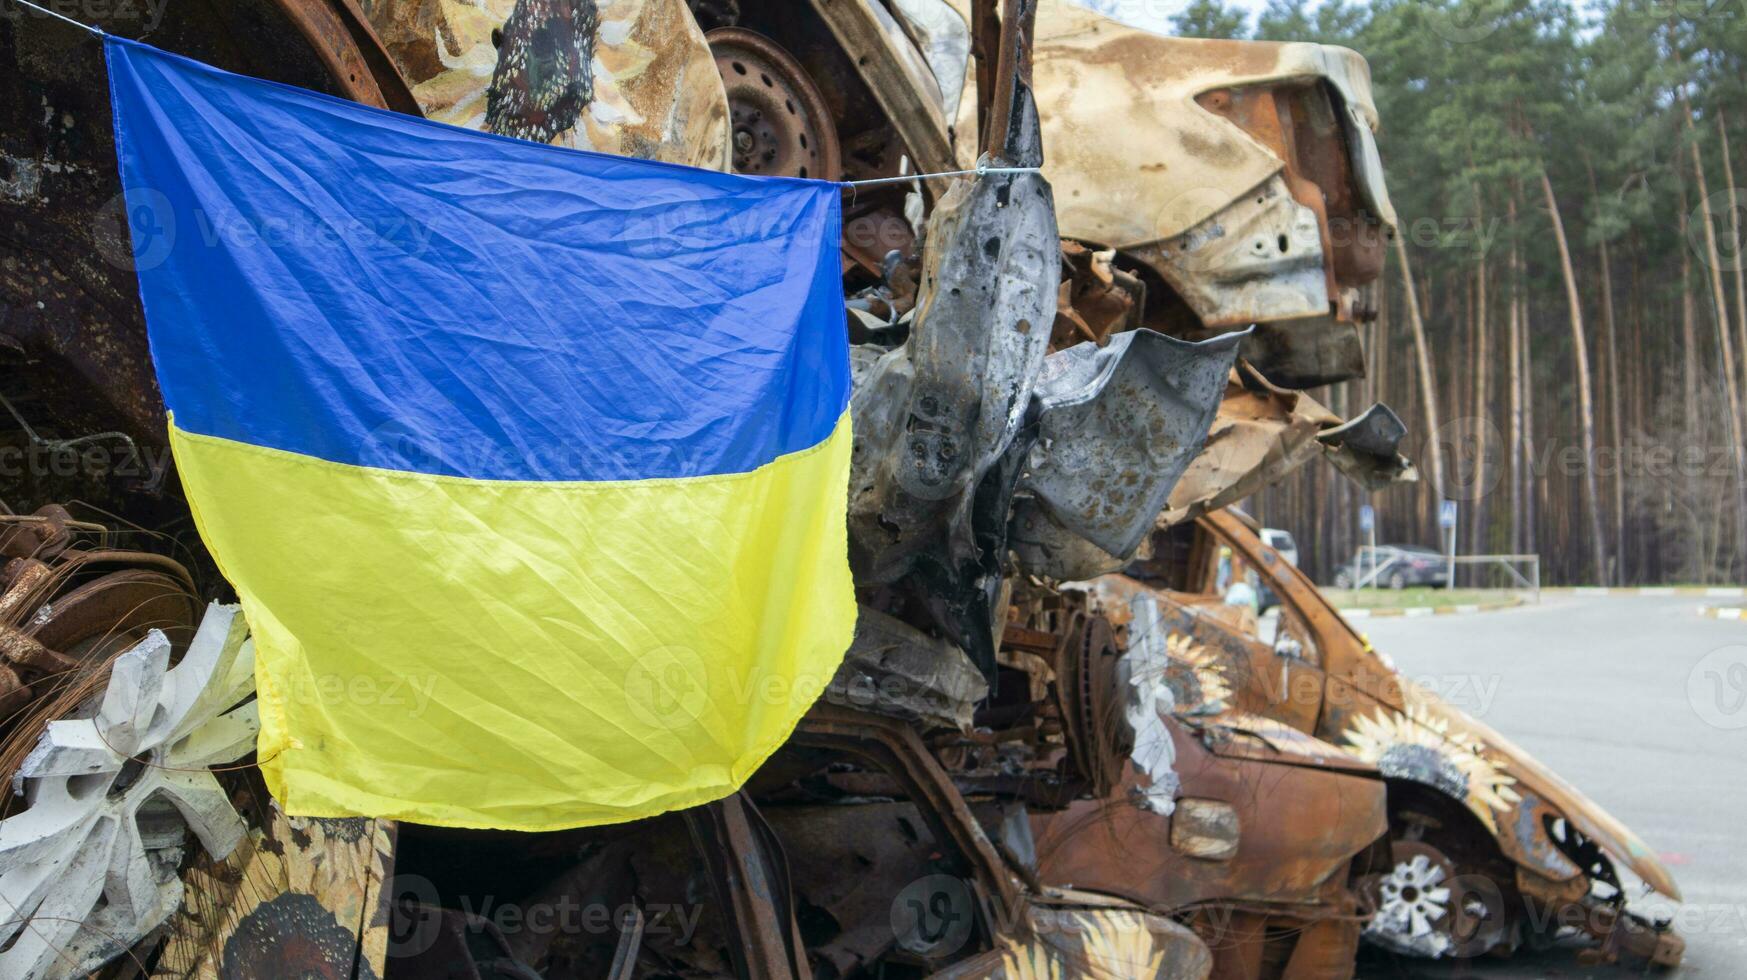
[[0, 0, 1681, 978]]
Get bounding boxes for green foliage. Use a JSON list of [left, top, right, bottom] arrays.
[[1170, 0, 1252, 38], [1228, 0, 1747, 582]]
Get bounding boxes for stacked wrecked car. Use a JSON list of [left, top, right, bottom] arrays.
[[0, 0, 1680, 977]]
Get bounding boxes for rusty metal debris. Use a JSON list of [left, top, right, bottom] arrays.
[[0, 0, 1681, 977], [824, 605, 988, 731], [1009, 328, 1245, 581], [1017, 0, 1396, 390], [1162, 364, 1415, 528]]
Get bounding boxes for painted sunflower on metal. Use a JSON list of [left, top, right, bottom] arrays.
[[1161, 631, 1233, 717], [1341, 704, 1522, 833]]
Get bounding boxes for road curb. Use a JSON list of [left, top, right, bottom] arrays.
[[1562, 586, 1747, 597], [1698, 605, 1746, 621], [1339, 598, 1522, 619]]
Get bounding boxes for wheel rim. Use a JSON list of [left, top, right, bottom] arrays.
[[0, 604, 258, 978], [706, 28, 841, 180], [1364, 840, 1483, 959]]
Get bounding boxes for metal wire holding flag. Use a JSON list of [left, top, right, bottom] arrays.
[[5, 0, 104, 34], [839, 166, 1043, 188]]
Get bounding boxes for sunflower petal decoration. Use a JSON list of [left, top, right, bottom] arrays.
[[993, 910, 1171, 979], [1342, 705, 1522, 833], [1161, 632, 1232, 717], [369, 0, 728, 168], [1076, 910, 1171, 979]]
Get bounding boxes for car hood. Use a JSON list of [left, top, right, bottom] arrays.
[[1380, 677, 1681, 902]]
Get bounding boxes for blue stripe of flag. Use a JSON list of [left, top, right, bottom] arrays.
[[107, 37, 849, 482]]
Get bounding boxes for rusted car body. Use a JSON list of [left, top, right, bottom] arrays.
[[987, 0, 1397, 391], [388, 703, 1215, 979], [1, 0, 1423, 976], [1019, 566, 1392, 978], [1085, 510, 1684, 967], [1030, 713, 1388, 979]]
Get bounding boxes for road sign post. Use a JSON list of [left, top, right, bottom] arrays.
[[1359, 505, 1376, 590], [1440, 501, 1458, 590]]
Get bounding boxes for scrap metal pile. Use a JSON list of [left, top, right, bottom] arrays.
[[0, 0, 1682, 977]]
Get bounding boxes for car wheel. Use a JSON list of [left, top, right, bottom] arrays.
[[1363, 840, 1505, 960], [1389, 571, 1407, 590], [1334, 571, 1352, 589]]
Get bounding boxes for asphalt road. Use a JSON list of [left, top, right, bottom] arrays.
[[1348, 593, 1747, 979]]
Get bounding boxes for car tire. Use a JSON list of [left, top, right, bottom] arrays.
[[1389, 571, 1407, 590], [1334, 571, 1352, 589]]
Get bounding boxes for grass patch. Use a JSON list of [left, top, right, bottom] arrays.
[[1321, 588, 1522, 609]]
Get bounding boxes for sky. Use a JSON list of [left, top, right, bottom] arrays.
[[1069, 0, 1596, 36], [1065, 0, 1296, 36]]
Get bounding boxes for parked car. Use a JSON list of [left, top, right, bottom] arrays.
[[1254, 527, 1299, 612], [1261, 528, 1300, 567], [1332, 544, 1449, 589], [1088, 510, 1684, 968]]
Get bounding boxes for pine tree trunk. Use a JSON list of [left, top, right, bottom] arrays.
[[1396, 234, 1446, 519], [1538, 168, 1609, 582], [1472, 252, 1490, 565], [1718, 111, 1747, 442], [1507, 198, 1524, 557], [1682, 96, 1747, 572], [1587, 161, 1624, 584], [1681, 201, 1700, 427], [1522, 286, 1537, 556]]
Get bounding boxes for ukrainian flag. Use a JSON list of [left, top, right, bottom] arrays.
[[105, 37, 855, 830]]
